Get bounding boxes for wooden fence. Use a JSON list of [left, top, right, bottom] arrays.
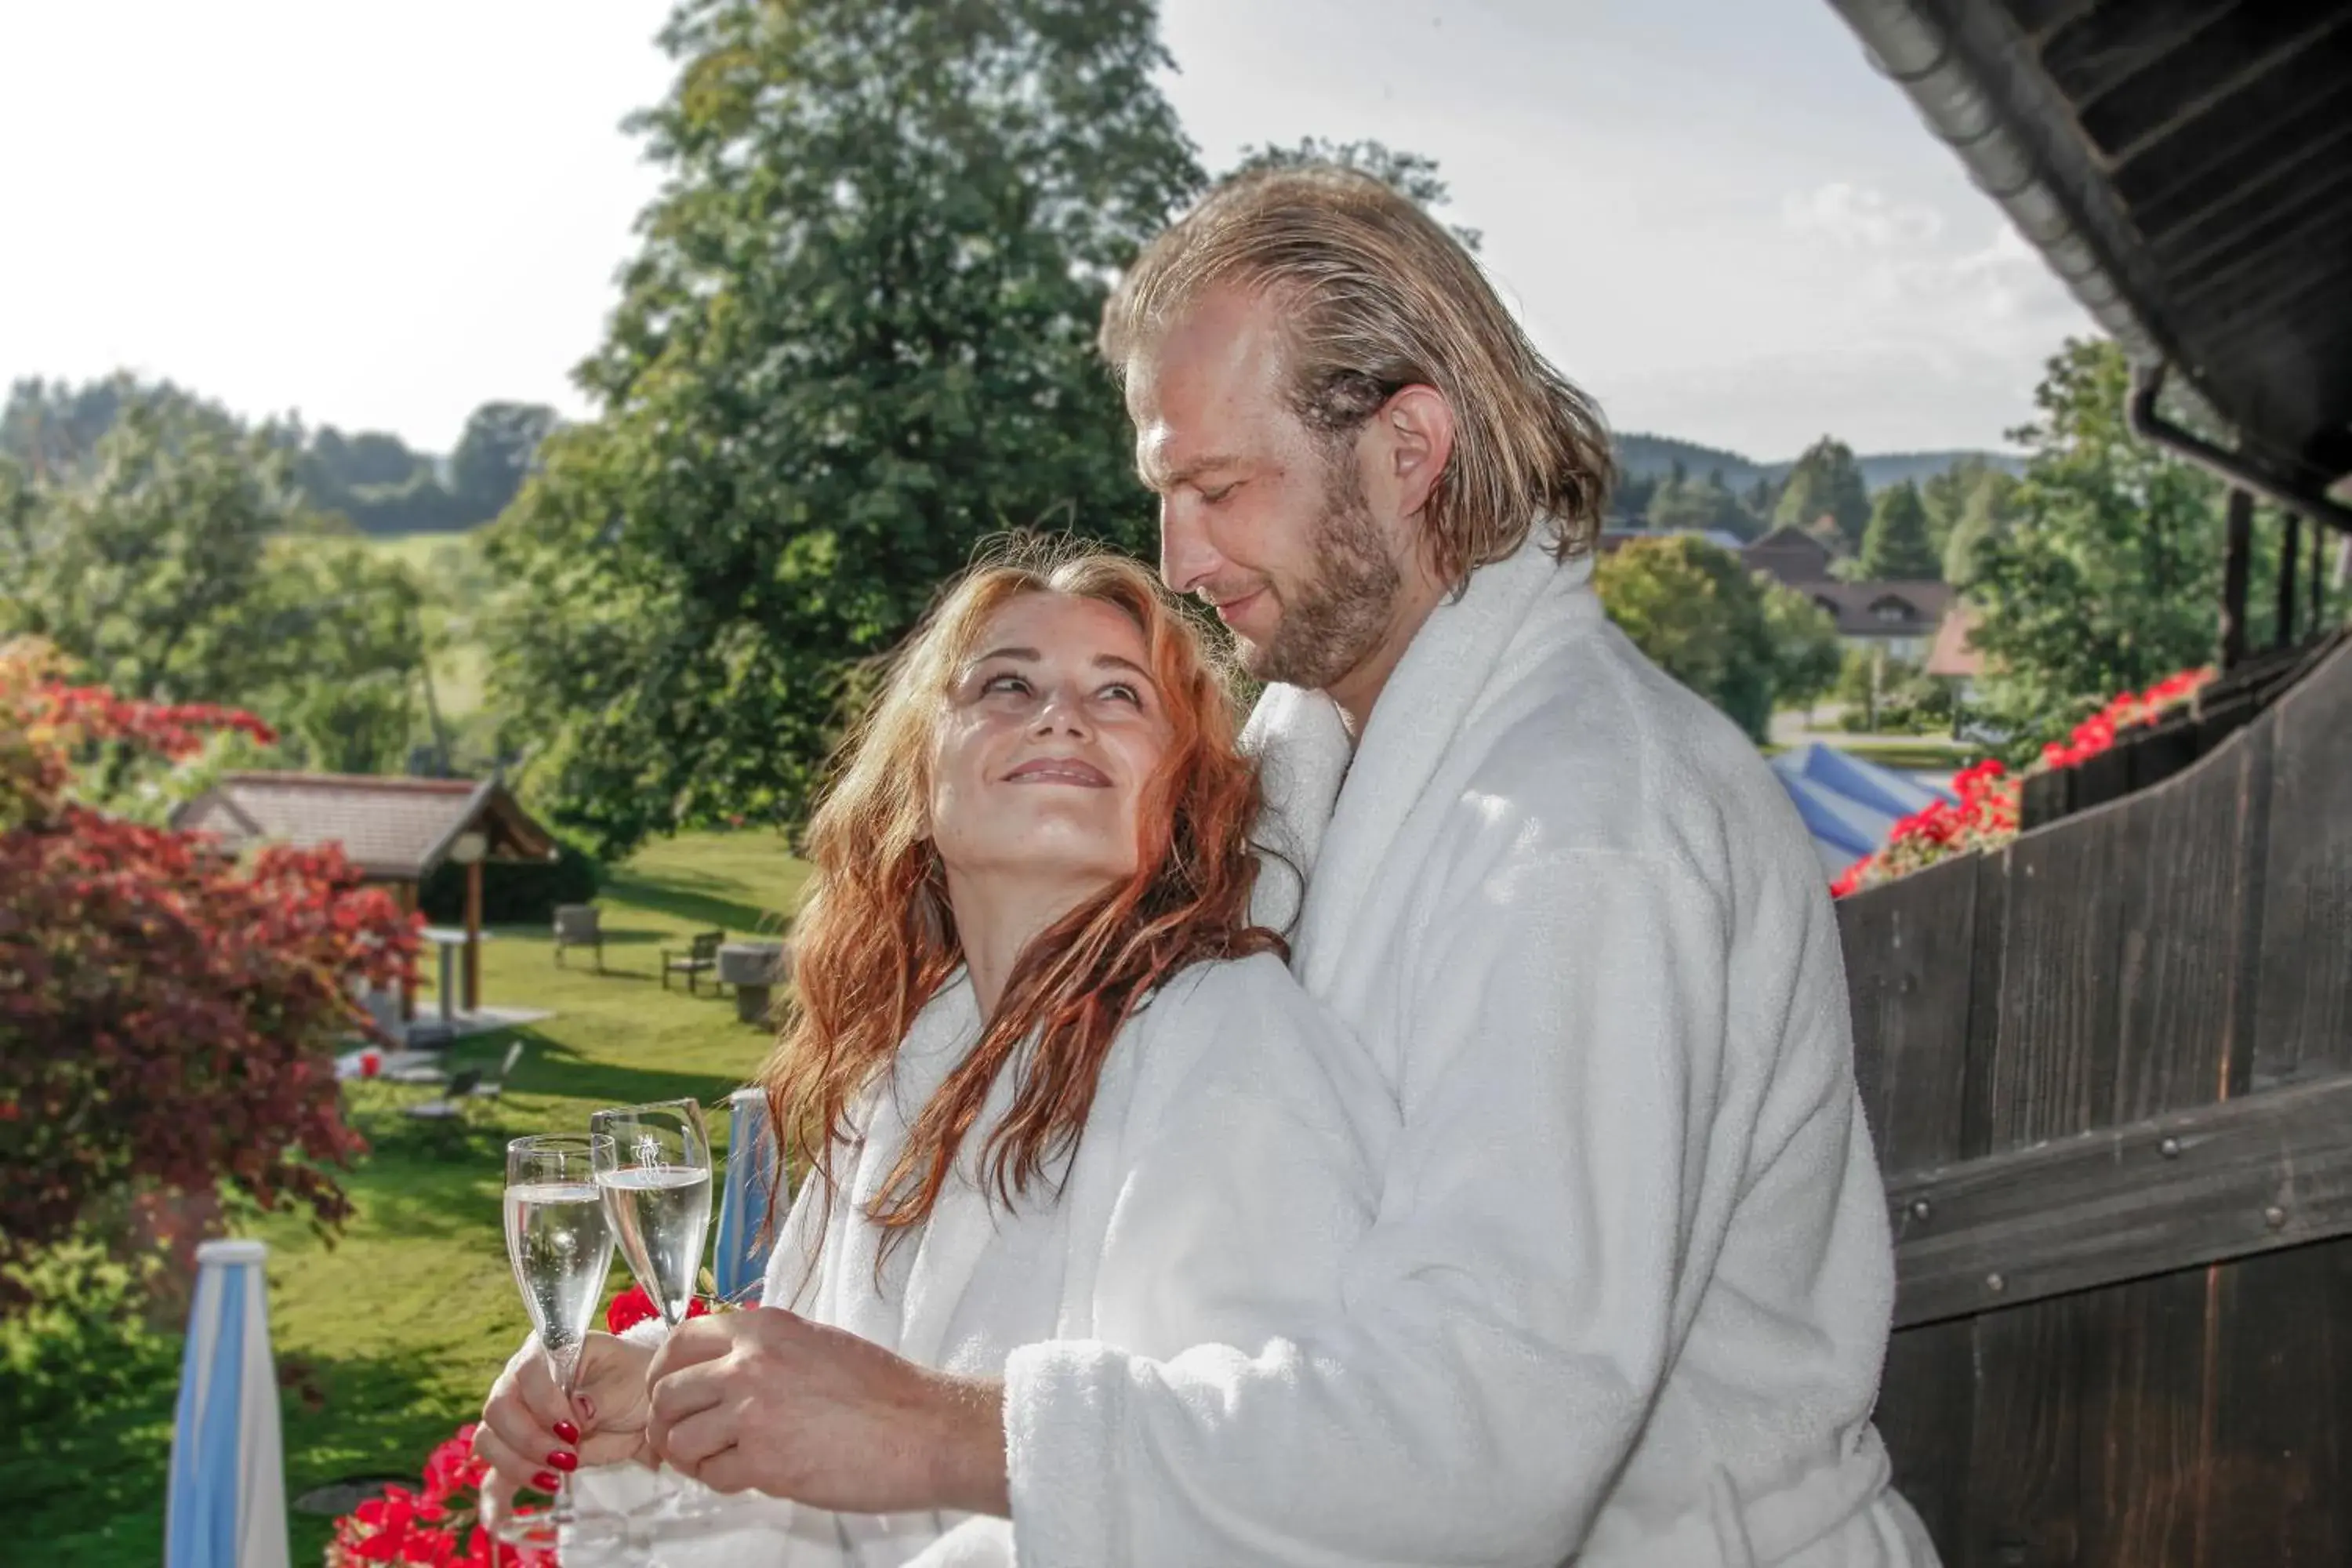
[[1838, 633, 2352, 1566]]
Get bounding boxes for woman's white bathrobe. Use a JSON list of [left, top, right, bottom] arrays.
[[579, 950, 1392, 1565], [989, 534, 1940, 1568]]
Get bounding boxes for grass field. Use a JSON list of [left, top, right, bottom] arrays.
[[0, 829, 810, 1567]]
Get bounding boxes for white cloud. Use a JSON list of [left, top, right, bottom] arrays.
[[1780, 181, 1945, 249]]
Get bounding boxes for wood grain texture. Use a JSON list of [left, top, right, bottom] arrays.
[[2253, 640, 2352, 1082], [1967, 1296, 2089, 1566], [1879, 1319, 1975, 1559], [1990, 810, 2126, 1152], [2204, 1239, 2352, 1564], [1889, 1073, 2352, 1327], [1961, 847, 2012, 1162], [2076, 1272, 2212, 1567], [2108, 732, 2256, 1122], [1838, 852, 1980, 1175]]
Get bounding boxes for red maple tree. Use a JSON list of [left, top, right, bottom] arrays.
[[0, 639, 420, 1309]]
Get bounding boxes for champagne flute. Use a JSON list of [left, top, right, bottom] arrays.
[[502, 1133, 618, 1554], [590, 1098, 718, 1525]]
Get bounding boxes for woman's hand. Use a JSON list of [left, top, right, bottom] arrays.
[[473, 1330, 655, 1518], [644, 1308, 1010, 1515]]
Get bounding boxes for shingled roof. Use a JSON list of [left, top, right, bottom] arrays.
[[171, 772, 558, 882]]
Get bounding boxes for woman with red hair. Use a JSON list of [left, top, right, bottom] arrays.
[[474, 543, 1389, 1563]]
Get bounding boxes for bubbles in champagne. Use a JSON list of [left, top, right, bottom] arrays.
[[597, 1166, 713, 1326], [503, 1181, 615, 1377]]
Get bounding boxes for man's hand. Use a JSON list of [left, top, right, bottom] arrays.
[[644, 1306, 1011, 1517]]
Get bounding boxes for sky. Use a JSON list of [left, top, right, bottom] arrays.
[[0, 0, 2095, 462]]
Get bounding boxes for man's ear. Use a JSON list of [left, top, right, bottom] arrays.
[[1375, 384, 1456, 523]]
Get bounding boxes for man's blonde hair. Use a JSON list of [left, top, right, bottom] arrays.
[[1101, 165, 1615, 579]]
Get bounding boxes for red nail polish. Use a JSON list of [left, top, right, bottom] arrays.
[[547, 1450, 579, 1473], [532, 1470, 561, 1492], [552, 1419, 580, 1445]]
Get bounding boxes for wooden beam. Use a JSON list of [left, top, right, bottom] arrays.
[[396, 879, 419, 1023], [2278, 505, 2302, 649], [2221, 487, 2252, 669], [1887, 1073, 2352, 1327], [463, 858, 483, 1014]]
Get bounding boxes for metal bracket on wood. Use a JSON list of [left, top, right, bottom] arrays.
[[1887, 1073, 2352, 1327]]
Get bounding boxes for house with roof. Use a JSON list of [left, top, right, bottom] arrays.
[[1739, 524, 1953, 661], [1923, 602, 1985, 702], [172, 771, 557, 1025], [1740, 524, 1837, 586], [1794, 580, 1952, 662]]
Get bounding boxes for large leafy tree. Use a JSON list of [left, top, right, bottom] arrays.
[[1940, 465, 2022, 586], [448, 401, 561, 521], [1595, 536, 1783, 741], [1646, 466, 1762, 541], [1762, 581, 1843, 714], [1859, 479, 1940, 579], [485, 0, 1202, 854], [0, 408, 428, 774], [1773, 436, 1871, 551], [1968, 337, 2223, 753]]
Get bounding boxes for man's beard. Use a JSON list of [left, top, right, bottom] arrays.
[[1243, 452, 1401, 691]]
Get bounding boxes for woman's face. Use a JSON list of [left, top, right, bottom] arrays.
[[928, 591, 1175, 895]]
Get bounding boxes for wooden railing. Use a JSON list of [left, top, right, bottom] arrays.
[[1836, 633, 2352, 1565]]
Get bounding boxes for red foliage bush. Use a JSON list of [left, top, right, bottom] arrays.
[[0, 639, 420, 1309]]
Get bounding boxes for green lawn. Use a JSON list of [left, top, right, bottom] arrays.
[[0, 829, 809, 1567]]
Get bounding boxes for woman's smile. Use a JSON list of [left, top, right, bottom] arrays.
[[1004, 756, 1113, 787]]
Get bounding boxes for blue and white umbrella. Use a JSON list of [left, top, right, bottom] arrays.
[[714, 1086, 784, 1304], [166, 1238, 288, 1568]]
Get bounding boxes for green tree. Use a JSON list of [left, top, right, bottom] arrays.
[[1942, 467, 2020, 586], [1859, 479, 1940, 579], [449, 401, 561, 521], [1, 374, 247, 485], [0, 405, 426, 770], [1969, 338, 2223, 754], [1762, 581, 1842, 713], [1645, 468, 1760, 541], [1773, 436, 1871, 551], [1594, 536, 1780, 740], [485, 0, 1203, 855], [0, 404, 299, 703], [260, 544, 430, 773], [1230, 136, 1480, 252]]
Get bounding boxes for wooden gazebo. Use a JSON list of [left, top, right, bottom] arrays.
[[172, 771, 558, 1017]]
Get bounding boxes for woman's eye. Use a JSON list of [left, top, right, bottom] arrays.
[[1099, 683, 1143, 706], [982, 673, 1032, 697], [1201, 484, 1238, 506]]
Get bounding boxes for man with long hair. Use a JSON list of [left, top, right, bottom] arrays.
[[648, 167, 1936, 1566]]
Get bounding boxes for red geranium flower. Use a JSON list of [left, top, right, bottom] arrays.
[[604, 1282, 710, 1334]]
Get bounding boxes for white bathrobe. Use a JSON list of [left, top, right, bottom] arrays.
[[573, 949, 1392, 1566], [990, 534, 1939, 1568]]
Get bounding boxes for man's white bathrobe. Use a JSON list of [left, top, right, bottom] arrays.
[[577, 949, 1392, 1565], [992, 535, 1938, 1567]]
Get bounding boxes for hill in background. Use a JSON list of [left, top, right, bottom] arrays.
[[1616, 431, 2024, 494]]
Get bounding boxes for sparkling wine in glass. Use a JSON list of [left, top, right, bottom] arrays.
[[502, 1133, 618, 1553], [591, 1098, 719, 1525]]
